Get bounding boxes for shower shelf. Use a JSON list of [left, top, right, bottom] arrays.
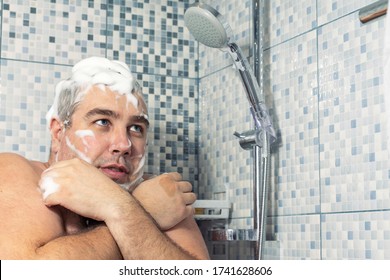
[[193, 200, 231, 220], [208, 228, 257, 241]]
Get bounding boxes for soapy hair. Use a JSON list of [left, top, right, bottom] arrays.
[[46, 57, 147, 128]]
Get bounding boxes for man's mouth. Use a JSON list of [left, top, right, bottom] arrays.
[[100, 164, 130, 182]]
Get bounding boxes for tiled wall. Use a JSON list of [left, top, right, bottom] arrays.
[[197, 0, 254, 218], [2, 0, 390, 260], [198, 0, 390, 259], [0, 0, 199, 185]]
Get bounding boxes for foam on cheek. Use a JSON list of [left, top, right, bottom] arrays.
[[118, 154, 146, 192], [65, 136, 92, 164], [132, 154, 146, 175], [75, 130, 95, 150], [123, 154, 146, 192], [128, 139, 132, 149], [40, 176, 60, 200]]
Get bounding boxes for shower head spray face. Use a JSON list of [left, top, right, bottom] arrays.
[[184, 2, 233, 48]]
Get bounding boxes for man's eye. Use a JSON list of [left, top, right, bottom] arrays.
[[95, 119, 110, 126], [129, 124, 142, 133]]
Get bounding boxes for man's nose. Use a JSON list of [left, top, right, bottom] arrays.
[[109, 128, 132, 155]]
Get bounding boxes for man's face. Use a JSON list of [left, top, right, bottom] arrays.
[[54, 86, 149, 187]]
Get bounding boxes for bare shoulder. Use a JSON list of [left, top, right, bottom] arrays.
[[0, 151, 38, 170], [0, 152, 63, 259], [0, 152, 30, 164], [0, 152, 45, 193], [0, 153, 47, 193]]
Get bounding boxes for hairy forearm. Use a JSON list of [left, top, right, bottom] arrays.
[[106, 197, 196, 260], [35, 225, 122, 260]]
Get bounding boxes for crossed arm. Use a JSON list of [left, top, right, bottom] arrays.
[[0, 153, 209, 260]]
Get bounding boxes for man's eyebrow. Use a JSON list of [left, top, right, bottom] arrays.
[[85, 108, 119, 119], [131, 115, 150, 128], [85, 108, 150, 127]]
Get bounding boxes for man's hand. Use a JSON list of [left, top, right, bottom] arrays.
[[39, 158, 128, 222], [39, 159, 196, 231], [59, 207, 86, 234], [132, 172, 196, 230]]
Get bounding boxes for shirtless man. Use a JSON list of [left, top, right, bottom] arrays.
[[0, 57, 209, 260]]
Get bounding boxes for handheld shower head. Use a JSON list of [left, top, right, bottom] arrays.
[[184, 2, 276, 141], [184, 2, 233, 49]]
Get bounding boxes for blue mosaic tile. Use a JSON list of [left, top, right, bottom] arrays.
[[198, 65, 253, 221], [106, 0, 196, 78], [2, 0, 390, 260], [322, 212, 390, 259], [263, 30, 320, 216], [1, 0, 107, 65], [318, 0, 378, 26], [318, 12, 390, 213], [0, 59, 71, 161], [140, 73, 199, 186], [264, 0, 317, 47]]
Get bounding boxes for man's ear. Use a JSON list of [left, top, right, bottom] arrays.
[[49, 118, 64, 153]]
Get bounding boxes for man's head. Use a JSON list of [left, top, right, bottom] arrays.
[[47, 57, 149, 191]]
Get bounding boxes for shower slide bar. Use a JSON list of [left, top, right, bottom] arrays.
[[359, 0, 387, 23]]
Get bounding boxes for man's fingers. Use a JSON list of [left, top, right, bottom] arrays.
[[166, 172, 182, 181], [183, 192, 197, 205], [178, 181, 192, 193]]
